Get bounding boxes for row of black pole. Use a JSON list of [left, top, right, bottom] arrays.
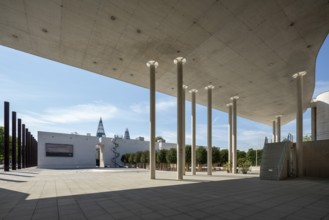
[[3, 101, 38, 172]]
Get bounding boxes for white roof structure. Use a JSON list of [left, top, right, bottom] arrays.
[[1, 0, 328, 125]]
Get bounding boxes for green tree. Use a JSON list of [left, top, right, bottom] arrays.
[[246, 148, 256, 166], [303, 135, 312, 142], [212, 147, 220, 164], [237, 150, 246, 161], [166, 148, 177, 164], [157, 149, 168, 164], [185, 145, 191, 165], [140, 151, 149, 163], [220, 149, 228, 165], [133, 151, 142, 164], [155, 136, 166, 143], [196, 146, 207, 165], [128, 153, 135, 164]]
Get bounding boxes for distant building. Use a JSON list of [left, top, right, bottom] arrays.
[[124, 128, 130, 139], [96, 118, 106, 137], [135, 136, 145, 141]]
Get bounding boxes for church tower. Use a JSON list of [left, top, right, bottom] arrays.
[[124, 128, 130, 139], [96, 118, 106, 137]]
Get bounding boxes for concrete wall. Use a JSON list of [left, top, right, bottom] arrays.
[[38, 131, 176, 168], [303, 140, 329, 178], [316, 91, 329, 140], [38, 131, 99, 168]]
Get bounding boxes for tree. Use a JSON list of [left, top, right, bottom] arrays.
[[155, 136, 166, 143], [246, 148, 256, 166], [166, 148, 177, 164], [157, 149, 168, 164], [140, 151, 149, 163], [303, 135, 312, 142], [185, 145, 191, 165], [196, 147, 207, 165], [121, 154, 127, 163], [220, 149, 228, 165], [212, 147, 220, 164], [133, 151, 142, 164], [128, 153, 135, 164], [237, 150, 246, 161]]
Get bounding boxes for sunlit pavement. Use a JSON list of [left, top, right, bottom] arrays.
[[0, 168, 328, 220]]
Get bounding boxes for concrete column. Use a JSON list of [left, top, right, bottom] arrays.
[[205, 85, 214, 175], [276, 115, 281, 142], [293, 71, 306, 177], [231, 96, 239, 174], [311, 100, 317, 141], [189, 89, 198, 175], [146, 60, 158, 180], [272, 120, 276, 143], [174, 57, 186, 180], [4, 101, 10, 171], [227, 103, 233, 172], [182, 85, 188, 175], [12, 111, 17, 170]]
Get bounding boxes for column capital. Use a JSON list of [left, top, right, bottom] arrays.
[[226, 103, 233, 107], [275, 115, 282, 119], [183, 85, 188, 89], [189, 89, 198, 93], [230, 96, 239, 100], [174, 57, 186, 64], [292, 71, 307, 78], [146, 60, 159, 68], [205, 85, 215, 90]]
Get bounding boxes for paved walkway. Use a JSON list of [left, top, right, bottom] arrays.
[[0, 168, 328, 220]]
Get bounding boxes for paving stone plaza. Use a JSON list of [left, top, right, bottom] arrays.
[[1, 168, 328, 220]]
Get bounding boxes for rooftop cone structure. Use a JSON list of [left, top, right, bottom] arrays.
[[96, 118, 106, 138]]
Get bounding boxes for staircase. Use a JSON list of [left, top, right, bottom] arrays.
[[260, 142, 291, 180], [111, 137, 121, 168]]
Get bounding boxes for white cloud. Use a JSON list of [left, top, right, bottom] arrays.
[[313, 80, 329, 98], [130, 99, 176, 114], [20, 103, 118, 126]]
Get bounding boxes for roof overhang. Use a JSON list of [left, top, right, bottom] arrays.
[[1, 0, 328, 125]]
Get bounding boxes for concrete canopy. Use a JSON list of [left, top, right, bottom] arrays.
[[0, 0, 328, 125]]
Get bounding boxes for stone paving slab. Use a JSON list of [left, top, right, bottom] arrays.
[[0, 168, 329, 219]]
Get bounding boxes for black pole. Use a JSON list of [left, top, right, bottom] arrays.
[[26, 129, 29, 167], [35, 139, 38, 166], [12, 112, 17, 170], [4, 102, 10, 171], [18, 119, 22, 169], [22, 124, 26, 168]]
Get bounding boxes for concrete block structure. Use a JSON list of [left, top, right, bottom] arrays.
[[38, 131, 176, 169]]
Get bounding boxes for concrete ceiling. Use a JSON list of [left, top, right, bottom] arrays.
[[0, 0, 328, 125]]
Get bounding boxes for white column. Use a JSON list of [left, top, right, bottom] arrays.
[[231, 96, 239, 174], [205, 85, 214, 175], [293, 71, 306, 177], [189, 89, 198, 175], [174, 57, 186, 180], [311, 100, 317, 141], [276, 115, 281, 142], [182, 85, 188, 175], [227, 103, 233, 172], [272, 120, 276, 143], [147, 60, 158, 179]]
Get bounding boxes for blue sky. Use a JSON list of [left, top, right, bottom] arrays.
[[0, 35, 328, 151]]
